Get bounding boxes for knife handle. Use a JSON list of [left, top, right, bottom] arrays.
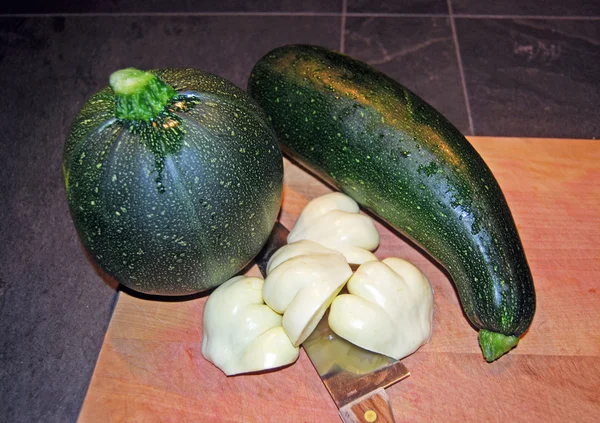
[[339, 387, 395, 423]]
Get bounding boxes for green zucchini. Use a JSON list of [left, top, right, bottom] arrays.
[[63, 68, 283, 295], [248, 45, 535, 361]]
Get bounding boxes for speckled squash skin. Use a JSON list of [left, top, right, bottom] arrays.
[[63, 68, 283, 295], [248, 45, 535, 358]]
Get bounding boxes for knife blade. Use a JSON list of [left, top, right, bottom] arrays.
[[255, 221, 410, 423]]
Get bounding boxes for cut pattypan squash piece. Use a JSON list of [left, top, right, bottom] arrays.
[[201, 275, 299, 376], [287, 192, 380, 265], [328, 257, 434, 360], [263, 240, 352, 347]]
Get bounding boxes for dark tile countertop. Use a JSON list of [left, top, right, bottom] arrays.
[[1, 1, 598, 421]]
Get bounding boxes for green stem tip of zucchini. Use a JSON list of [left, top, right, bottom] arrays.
[[479, 329, 520, 362], [109, 68, 177, 121]]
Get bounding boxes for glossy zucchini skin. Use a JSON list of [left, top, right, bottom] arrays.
[[64, 68, 283, 296], [248, 45, 535, 360]]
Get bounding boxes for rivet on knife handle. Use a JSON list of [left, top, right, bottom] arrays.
[[339, 387, 395, 423]]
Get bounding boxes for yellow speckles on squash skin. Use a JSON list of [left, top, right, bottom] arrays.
[[64, 68, 283, 295], [249, 46, 535, 341], [63, 167, 71, 193]]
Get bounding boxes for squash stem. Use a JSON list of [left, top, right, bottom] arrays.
[[109, 68, 176, 121], [478, 329, 519, 362]]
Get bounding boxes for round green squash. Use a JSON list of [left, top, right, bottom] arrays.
[[63, 68, 283, 295]]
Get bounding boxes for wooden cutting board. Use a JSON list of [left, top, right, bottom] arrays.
[[79, 137, 600, 422]]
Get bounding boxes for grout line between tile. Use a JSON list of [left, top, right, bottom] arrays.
[[447, 0, 474, 135], [339, 0, 347, 52], [1, 11, 599, 20], [0, 11, 344, 18], [453, 13, 600, 20], [346, 12, 449, 18]]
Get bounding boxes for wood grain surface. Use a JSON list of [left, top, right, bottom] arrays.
[[78, 137, 600, 422]]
